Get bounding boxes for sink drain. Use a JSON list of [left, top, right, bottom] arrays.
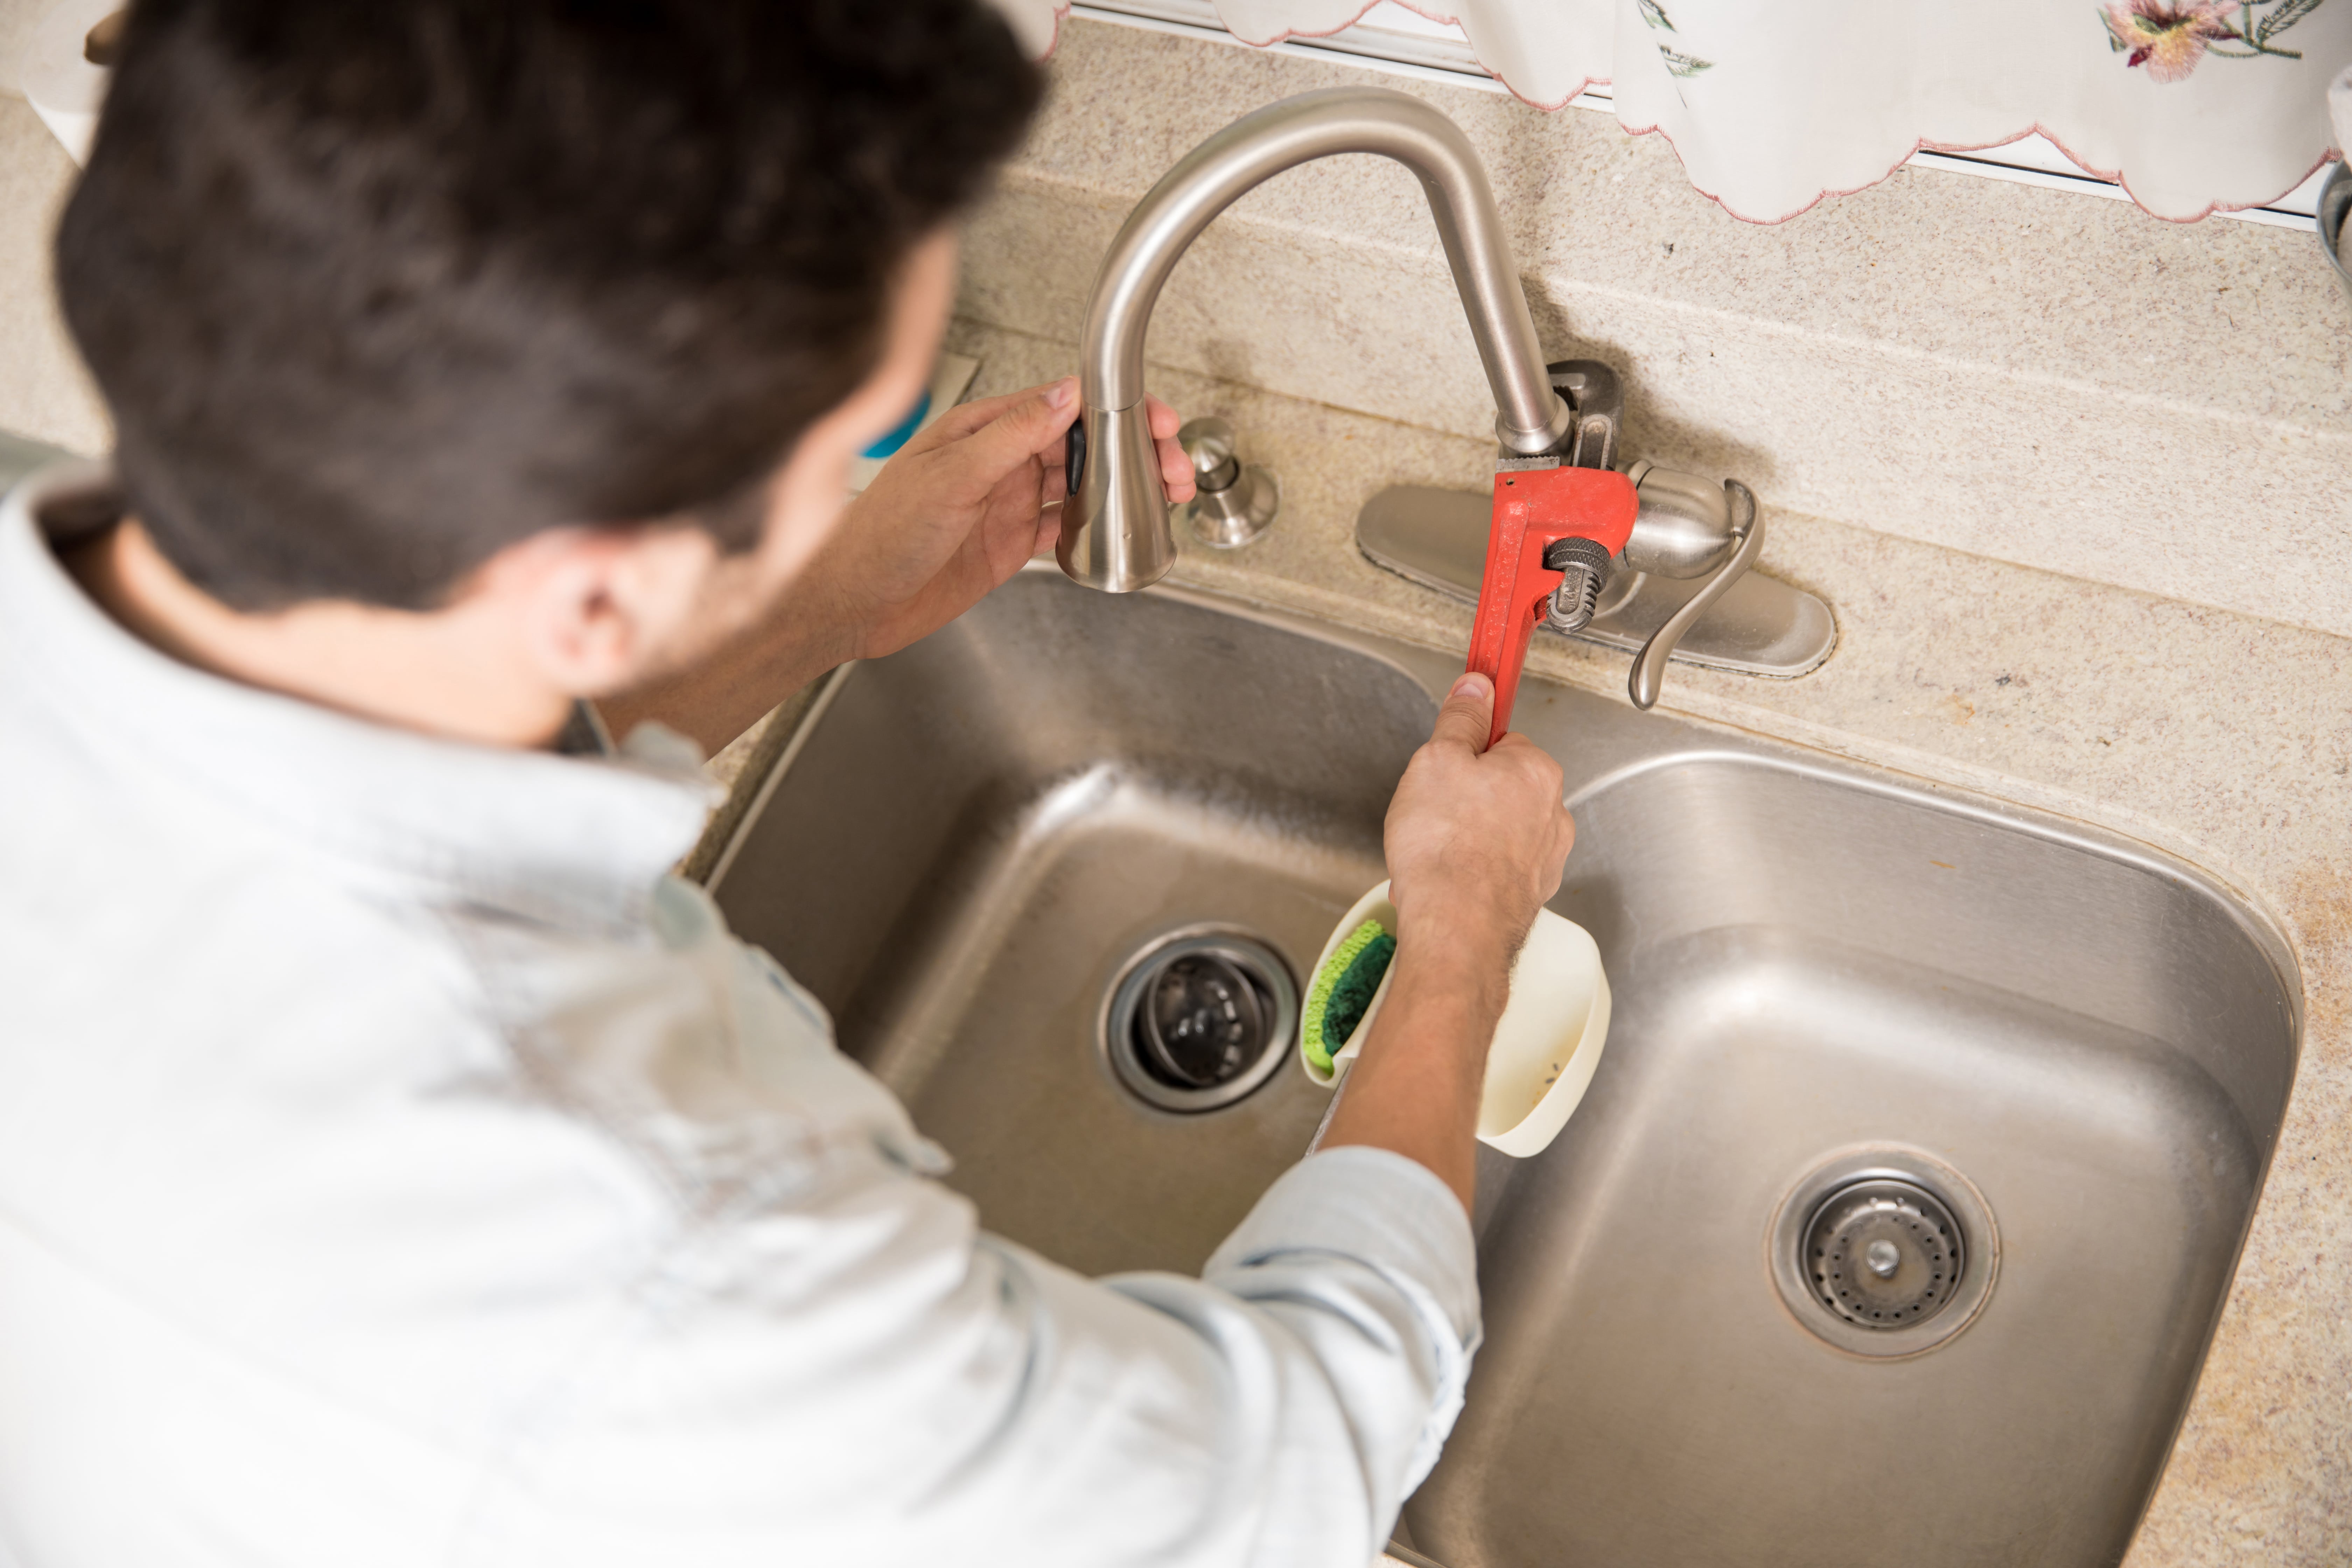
[[1102, 928, 1296, 1113], [1802, 1178, 1963, 1328], [1769, 1148, 1998, 1358]]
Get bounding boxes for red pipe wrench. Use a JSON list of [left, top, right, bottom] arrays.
[[1464, 463, 1639, 749]]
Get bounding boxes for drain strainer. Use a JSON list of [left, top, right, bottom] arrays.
[[1768, 1148, 1998, 1358], [1802, 1178, 1962, 1328], [1101, 928, 1296, 1113]]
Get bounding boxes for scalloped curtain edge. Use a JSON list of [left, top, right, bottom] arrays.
[[1014, 0, 2338, 225]]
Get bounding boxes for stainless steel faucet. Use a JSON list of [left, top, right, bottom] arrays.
[[1058, 86, 1835, 711], [1057, 86, 1573, 593]]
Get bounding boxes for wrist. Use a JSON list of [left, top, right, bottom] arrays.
[[1390, 917, 1523, 1021], [1393, 894, 1531, 969], [1371, 911, 1516, 1068]]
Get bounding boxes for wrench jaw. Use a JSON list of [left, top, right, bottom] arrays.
[[1463, 464, 1639, 749]]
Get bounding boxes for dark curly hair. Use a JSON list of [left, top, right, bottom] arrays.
[[56, 0, 1041, 610]]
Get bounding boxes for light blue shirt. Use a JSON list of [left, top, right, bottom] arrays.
[[0, 462, 1479, 1567]]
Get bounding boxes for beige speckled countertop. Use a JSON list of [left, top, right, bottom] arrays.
[[942, 315, 2351, 1563]]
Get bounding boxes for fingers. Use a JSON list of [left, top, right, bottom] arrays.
[[922, 377, 1077, 450], [1488, 732, 1569, 838], [916, 384, 1031, 446], [1032, 450, 1069, 554], [937, 379, 1080, 498], [923, 384, 1193, 502], [1158, 435, 1196, 501], [1428, 671, 1498, 755], [1139, 397, 1195, 502]]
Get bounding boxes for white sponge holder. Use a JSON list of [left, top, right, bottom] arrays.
[[1299, 880, 1612, 1158]]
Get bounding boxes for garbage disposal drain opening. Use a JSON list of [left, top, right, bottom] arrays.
[[1139, 952, 1266, 1089], [1103, 929, 1297, 1113]]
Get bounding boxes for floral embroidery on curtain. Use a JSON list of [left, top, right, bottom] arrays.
[[2104, 1, 2324, 82]]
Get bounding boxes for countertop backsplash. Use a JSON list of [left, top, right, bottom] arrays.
[[968, 17, 2352, 643]]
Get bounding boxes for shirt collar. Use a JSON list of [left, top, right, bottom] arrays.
[[0, 460, 720, 932]]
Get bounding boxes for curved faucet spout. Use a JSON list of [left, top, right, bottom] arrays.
[[1059, 86, 1573, 592]]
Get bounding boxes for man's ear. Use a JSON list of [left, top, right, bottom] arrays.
[[468, 522, 723, 699]]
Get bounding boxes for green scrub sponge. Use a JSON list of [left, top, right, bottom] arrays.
[[1302, 919, 1398, 1074]]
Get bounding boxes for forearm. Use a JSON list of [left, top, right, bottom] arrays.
[[1317, 921, 1517, 1214]]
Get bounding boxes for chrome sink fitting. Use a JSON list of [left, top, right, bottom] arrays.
[[1055, 85, 1834, 709], [1174, 416, 1279, 549]]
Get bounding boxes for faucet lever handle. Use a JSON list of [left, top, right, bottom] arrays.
[[1626, 479, 1762, 710], [1465, 463, 1638, 749]]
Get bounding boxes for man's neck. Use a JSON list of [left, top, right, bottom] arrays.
[[63, 522, 574, 748]]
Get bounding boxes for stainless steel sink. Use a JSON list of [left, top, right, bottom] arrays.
[[707, 565, 2300, 1568], [709, 569, 1432, 1277]]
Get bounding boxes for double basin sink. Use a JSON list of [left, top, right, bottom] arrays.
[[708, 565, 2300, 1568]]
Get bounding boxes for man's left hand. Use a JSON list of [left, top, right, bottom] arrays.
[[828, 376, 1195, 663], [597, 376, 1194, 755]]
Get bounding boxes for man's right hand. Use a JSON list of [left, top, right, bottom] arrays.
[[1317, 673, 1575, 1212], [1383, 672, 1575, 969]]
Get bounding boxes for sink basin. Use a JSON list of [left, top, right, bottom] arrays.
[[710, 570, 1433, 1277], [707, 565, 2300, 1568], [1415, 749, 2298, 1568]]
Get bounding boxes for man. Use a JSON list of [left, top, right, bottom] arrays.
[[0, 3, 1575, 1564]]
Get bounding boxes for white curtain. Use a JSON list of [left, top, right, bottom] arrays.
[[1006, 0, 2351, 222]]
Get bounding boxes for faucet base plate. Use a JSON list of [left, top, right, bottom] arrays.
[[1357, 484, 1837, 682]]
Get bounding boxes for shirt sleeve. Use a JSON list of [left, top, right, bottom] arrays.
[[1183, 1144, 1482, 1499], [465, 1136, 1480, 1568]]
